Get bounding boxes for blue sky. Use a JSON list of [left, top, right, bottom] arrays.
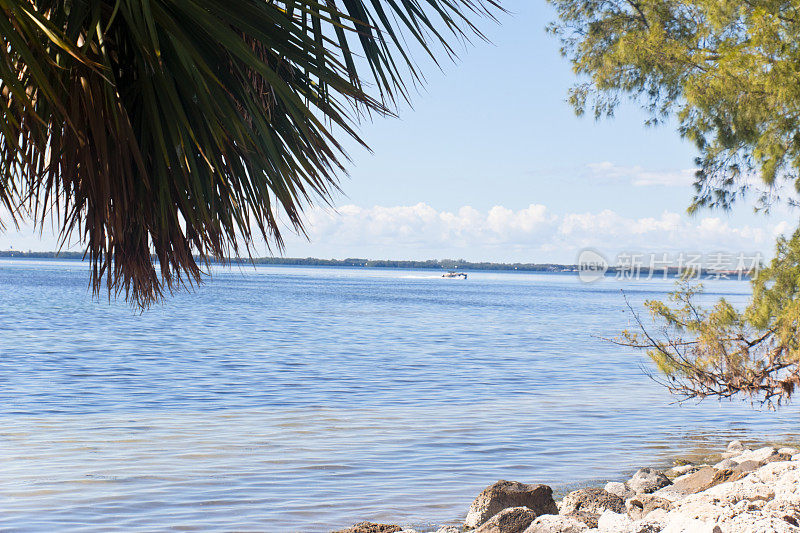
[[2, 1, 795, 263]]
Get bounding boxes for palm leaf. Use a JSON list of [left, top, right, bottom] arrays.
[[0, 0, 500, 306]]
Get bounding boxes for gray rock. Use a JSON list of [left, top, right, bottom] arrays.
[[523, 514, 587, 533], [727, 439, 746, 453], [624, 494, 672, 520], [763, 451, 793, 465], [604, 481, 634, 499], [474, 506, 538, 533], [560, 488, 624, 515], [713, 458, 737, 469], [464, 480, 557, 529], [627, 468, 671, 494], [733, 459, 761, 475]]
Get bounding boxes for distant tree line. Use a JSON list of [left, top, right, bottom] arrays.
[[244, 257, 576, 272], [0, 250, 84, 259], [0, 251, 578, 272], [0, 251, 752, 278]]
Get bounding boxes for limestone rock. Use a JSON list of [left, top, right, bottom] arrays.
[[604, 481, 634, 500], [765, 452, 794, 465], [735, 446, 779, 464], [625, 494, 672, 520], [733, 460, 761, 475], [595, 510, 663, 533], [596, 510, 632, 531], [657, 515, 714, 533], [713, 458, 736, 470], [667, 465, 697, 477], [727, 440, 746, 453], [434, 528, 460, 533], [561, 488, 624, 515], [779, 447, 800, 456], [563, 510, 600, 529], [333, 522, 403, 533], [464, 481, 557, 529], [523, 514, 588, 533], [669, 472, 693, 484], [652, 466, 738, 502], [627, 468, 671, 494], [722, 439, 751, 459], [474, 506, 538, 533]]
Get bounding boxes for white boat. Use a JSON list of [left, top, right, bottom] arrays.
[[442, 271, 467, 279]]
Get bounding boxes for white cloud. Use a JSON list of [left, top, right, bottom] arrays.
[[276, 203, 790, 263], [587, 161, 696, 187], [2, 202, 791, 264]]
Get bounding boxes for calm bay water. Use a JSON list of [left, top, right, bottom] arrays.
[[2, 259, 800, 532]]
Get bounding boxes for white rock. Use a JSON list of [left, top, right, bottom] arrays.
[[596, 510, 632, 531], [658, 515, 715, 533], [644, 508, 669, 522], [524, 514, 588, 533], [734, 446, 778, 465], [434, 528, 459, 533], [604, 481, 633, 499], [703, 477, 775, 505], [752, 459, 800, 486], [716, 512, 799, 532], [596, 510, 664, 533], [779, 447, 800, 456]]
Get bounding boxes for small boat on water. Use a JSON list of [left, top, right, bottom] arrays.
[[442, 271, 467, 279]]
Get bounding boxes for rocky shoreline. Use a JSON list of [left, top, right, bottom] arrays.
[[333, 441, 800, 533]]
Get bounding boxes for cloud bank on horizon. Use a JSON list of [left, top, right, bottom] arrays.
[[273, 201, 792, 264], [1, 201, 790, 264]]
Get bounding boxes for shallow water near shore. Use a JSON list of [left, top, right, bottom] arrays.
[[2, 260, 800, 532]]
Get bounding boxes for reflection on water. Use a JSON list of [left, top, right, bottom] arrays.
[[1, 261, 799, 531]]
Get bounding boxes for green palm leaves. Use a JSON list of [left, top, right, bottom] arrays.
[[0, 0, 498, 306]]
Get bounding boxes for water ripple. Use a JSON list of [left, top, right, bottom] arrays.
[[1, 261, 799, 531]]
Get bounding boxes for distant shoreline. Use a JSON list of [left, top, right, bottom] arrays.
[[0, 251, 754, 278], [0, 250, 573, 272]]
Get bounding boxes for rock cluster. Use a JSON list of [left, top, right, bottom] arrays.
[[332, 523, 405, 533], [334, 441, 800, 533]]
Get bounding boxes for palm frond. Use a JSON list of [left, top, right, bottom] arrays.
[[0, 0, 500, 306]]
